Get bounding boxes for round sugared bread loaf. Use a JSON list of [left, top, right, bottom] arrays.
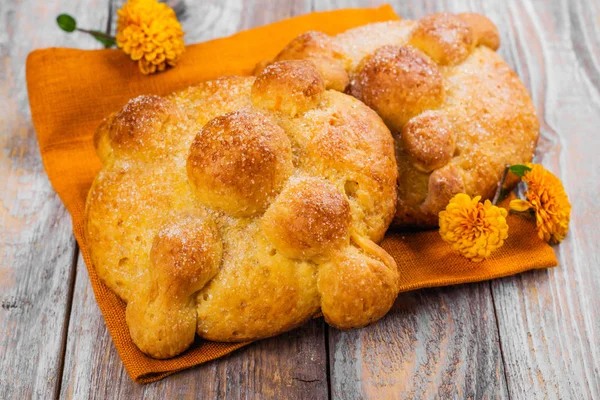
[[84, 60, 399, 359], [258, 13, 540, 226]]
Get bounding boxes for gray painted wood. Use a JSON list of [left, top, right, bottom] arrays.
[[2, 0, 600, 398], [489, 0, 600, 398], [329, 284, 509, 399], [0, 1, 108, 398]]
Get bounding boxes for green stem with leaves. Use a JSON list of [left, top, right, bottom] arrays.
[[56, 14, 116, 48]]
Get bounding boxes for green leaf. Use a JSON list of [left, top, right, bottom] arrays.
[[508, 164, 532, 177], [89, 31, 116, 48], [57, 14, 77, 32]]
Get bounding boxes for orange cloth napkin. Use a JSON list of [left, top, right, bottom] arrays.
[[26, 5, 557, 384]]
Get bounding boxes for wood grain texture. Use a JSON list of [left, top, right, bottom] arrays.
[[3, 0, 600, 398], [488, 0, 600, 397], [0, 1, 108, 398], [329, 285, 509, 399], [59, 1, 329, 399]]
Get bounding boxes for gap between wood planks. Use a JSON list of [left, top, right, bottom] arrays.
[[324, 321, 332, 399], [489, 281, 511, 400], [54, 247, 79, 400]]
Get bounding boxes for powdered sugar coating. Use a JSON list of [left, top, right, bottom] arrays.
[[260, 12, 539, 226], [85, 61, 399, 358]]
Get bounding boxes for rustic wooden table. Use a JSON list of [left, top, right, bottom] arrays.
[[2, 0, 599, 398]]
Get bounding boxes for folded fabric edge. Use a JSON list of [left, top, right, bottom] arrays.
[[135, 342, 252, 384], [397, 258, 558, 293]]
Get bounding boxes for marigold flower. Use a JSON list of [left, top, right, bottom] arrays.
[[509, 163, 571, 243], [116, 0, 185, 75], [439, 193, 509, 262]]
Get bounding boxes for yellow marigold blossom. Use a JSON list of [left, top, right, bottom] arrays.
[[116, 0, 185, 75], [439, 194, 509, 262], [509, 163, 571, 244]]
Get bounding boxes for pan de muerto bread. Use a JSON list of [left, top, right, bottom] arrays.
[[85, 60, 399, 358], [258, 12, 540, 226]]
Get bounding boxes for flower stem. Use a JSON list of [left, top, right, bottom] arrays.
[[76, 28, 115, 40], [75, 28, 116, 47], [492, 165, 509, 205]]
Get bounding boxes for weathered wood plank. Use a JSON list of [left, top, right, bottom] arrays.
[[14, 0, 600, 398], [59, 1, 330, 398], [329, 285, 509, 399], [318, 1, 510, 397], [0, 1, 109, 398], [488, 0, 600, 397]]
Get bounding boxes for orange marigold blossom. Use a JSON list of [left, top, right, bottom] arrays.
[[509, 163, 571, 244], [116, 0, 185, 75], [439, 193, 509, 262]]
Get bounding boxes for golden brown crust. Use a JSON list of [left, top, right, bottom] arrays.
[[187, 109, 293, 217], [93, 113, 115, 162], [262, 177, 351, 262], [422, 164, 466, 215], [110, 95, 183, 155], [318, 244, 398, 329], [297, 91, 398, 241], [257, 31, 350, 91], [399, 110, 456, 173], [260, 12, 539, 227], [350, 45, 444, 132], [408, 13, 474, 66], [251, 60, 325, 117], [126, 214, 222, 358], [84, 60, 399, 357], [458, 13, 500, 50], [149, 215, 222, 295]]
